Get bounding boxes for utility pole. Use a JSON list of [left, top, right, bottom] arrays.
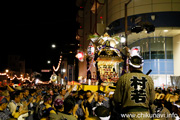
[[124, 0, 132, 73], [95, 0, 98, 34], [125, 0, 132, 46]]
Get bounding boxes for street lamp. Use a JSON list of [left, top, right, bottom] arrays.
[[62, 69, 66, 73], [5, 69, 9, 73], [51, 44, 56, 48], [47, 60, 51, 64]]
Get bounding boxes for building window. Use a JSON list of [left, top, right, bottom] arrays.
[[167, 51, 173, 59], [150, 37, 165, 59], [151, 51, 165, 59], [129, 37, 173, 60], [166, 37, 173, 59], [142, 52, 149, 59]]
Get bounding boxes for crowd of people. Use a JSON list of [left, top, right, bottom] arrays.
[[0, 83, 179, 120], [0, 55, 180, 120]]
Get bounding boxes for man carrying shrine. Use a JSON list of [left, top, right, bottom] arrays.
[[114, 54, 155, 120]]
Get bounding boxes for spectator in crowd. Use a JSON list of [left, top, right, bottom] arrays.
[[83, 90, 97, 116], [49, 98, 64, 120], [1, 90, 10, 102], [75, 90, 85, 119], [0, 96, 11, 120], [152, 93, 172, 120], [53, 87, 59, 97], [9, 91, 28, 119], [108, 91, 114, 113], [28, 89, 41, 120], [40, 95, 56, 120], [22, 89, 33, 107], [54, 85, 73, 101], [0, 80, 180, 119], [71, 91, 78, 97], [54, 98, 64, 113], [1, 90, 12, 117], [37, 96, 46, 120], [93, 90, 109, 109], [51, 96, 77, 120], [29, 89, 41, 110], [85, 90, 93, 100]]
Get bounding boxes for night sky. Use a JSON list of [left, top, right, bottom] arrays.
[[1, 1, 79, 72]]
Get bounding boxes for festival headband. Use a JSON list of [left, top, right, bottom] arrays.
[[99, 116, 110, 120], [94, 113, 110, 120], [98, 93, 105, 96]]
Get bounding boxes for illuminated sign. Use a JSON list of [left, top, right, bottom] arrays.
[[41, 69, 51, 72]]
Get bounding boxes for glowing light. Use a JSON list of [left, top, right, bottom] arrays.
[[41, 69, 50, 72], [76, 52, 83, 61], [163, 30, 168, 32], [0, 72, 32, 83], [76, 35, 80, 40], [61, 78, 64, 84], [47, 60, 51, 64], [121, 37, 126, 43], [0, 73, 6, 75], [53, 56, 62, 72], [52, 44, 56, 48], [62, 69, 66, 73], [35, 79, 39, 84], [5, 69, 9, 73]]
